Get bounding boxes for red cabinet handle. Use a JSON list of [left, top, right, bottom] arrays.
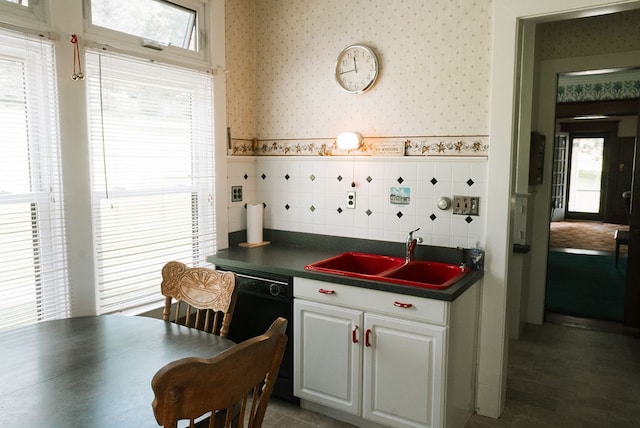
[[352, 325, 359, 343], [365, 329, 372, 347], [318, 288, 335, 294], [393, 301, 413, 308]]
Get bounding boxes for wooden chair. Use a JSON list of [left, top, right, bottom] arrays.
[[151, 317, 288, 428], [161, 261, 238, 337]]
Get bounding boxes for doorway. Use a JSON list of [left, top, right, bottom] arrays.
[[485, 1, 640, 421], [546, 75, 636, 324]]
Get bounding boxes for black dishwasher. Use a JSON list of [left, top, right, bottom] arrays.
[[216, 265, 298, 404]]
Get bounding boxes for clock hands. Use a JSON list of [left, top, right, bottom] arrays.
[[341, 56, 359, 75]]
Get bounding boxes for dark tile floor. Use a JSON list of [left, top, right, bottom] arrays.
[[264, 316, 640, 428]]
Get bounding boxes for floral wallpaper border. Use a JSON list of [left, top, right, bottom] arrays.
[[557, 79, 640, 102], [228, 136, 489, 157]]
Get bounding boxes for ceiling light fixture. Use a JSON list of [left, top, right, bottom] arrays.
[[573, 115, 608, 120]]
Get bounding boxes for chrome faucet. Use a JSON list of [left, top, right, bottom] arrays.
[[405, 227, 423, 262]]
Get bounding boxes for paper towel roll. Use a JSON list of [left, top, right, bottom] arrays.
[[247, 203, 263, 244]]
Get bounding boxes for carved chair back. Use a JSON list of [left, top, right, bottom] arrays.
[[161, 261, 238, 337]]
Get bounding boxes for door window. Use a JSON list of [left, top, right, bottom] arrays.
[[568, 137, 604, 214]]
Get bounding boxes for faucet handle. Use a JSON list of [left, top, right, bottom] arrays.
[[407, 227, 421, 242]]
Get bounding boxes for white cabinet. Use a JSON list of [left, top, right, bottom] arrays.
[[294, 299, 362, 415], [293, 277, 479, 428], [363, 313, 445, 428]]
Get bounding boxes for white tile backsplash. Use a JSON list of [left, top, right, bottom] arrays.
[[227, 156, 487, 249]]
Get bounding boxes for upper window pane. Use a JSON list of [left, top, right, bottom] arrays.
[[4, 0, 29, 6], [91, 0, 196, 51], [0, 0, 44, 24]]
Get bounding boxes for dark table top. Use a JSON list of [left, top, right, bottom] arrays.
[[0, 315, 236, 427]]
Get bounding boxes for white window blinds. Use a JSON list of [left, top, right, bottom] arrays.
[[0, 29, 70, 332], [85, 50, 216, 314]]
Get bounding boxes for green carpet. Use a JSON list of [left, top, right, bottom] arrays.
[[545, 251, 626, 322]]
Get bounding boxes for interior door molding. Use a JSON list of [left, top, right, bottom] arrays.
[[623, 99, 640, 327], [556, 98, 640, 118]]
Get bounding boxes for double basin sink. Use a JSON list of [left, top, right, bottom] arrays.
[[305, 251, 468, 290]]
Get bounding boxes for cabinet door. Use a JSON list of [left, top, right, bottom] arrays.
[[363, 313, 446, 428], [293, 299, 363, 415]]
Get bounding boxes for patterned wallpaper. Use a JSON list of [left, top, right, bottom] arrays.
[[225, 0, 492, 144], [225, 0, 257, 141], [537, 10, 640, 103], [537, 9, 640, 61], [223, 0, 492, 245], [557, 69, 640, 103]]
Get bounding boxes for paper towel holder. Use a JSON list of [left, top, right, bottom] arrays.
[[239, 202, 270, 248]]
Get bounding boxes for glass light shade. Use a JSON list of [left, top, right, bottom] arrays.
[[336, 132, 362, 150]]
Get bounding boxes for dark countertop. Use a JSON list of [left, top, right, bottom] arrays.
[[207, 230, 483, 302]]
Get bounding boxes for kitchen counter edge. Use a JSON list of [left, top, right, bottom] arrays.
[[206, 242, 482, 302]]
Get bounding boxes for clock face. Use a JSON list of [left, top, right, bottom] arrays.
[[335, 44, 379, 94]]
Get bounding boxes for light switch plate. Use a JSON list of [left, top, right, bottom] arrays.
[[453, 196, 479, 215]]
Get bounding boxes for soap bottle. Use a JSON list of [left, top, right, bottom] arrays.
[[470, 242, 483, 270]]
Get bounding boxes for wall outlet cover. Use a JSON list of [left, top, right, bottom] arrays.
[[346, 191, 356, 209], [231, 185, 243, 202]]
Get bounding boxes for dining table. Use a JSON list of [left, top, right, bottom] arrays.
[[0, 314, 236, 427]]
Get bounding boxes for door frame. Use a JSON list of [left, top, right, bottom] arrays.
[[525, 48, 640, 328], [624, 99, 640, 327]]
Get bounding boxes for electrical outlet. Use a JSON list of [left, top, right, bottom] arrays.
[[453, 196, 480, 215], [346, 191, 356, 209], [231, 185, 243, 202]]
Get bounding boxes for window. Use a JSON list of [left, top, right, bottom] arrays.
[[85, 49, 215, 314], [86, 0, 206, 64], [90, 0, 197, 50], [568, 137, 604, 214], [0, 29, 70, 332], [0, 0, 45, 24]]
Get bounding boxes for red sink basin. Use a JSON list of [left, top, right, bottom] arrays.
[[305, 252, 468, 290], [381, 260, 468, 289], [305, 251, 405, 276]]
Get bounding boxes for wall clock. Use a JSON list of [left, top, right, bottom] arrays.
[[335, 44, 379, 94]]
